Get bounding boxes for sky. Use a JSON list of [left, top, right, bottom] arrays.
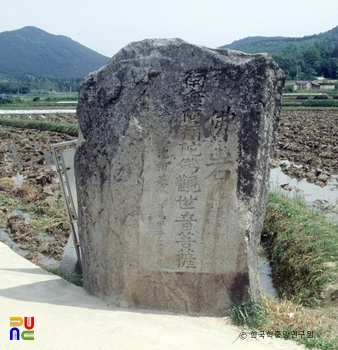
[[1, 0, 338, 58]]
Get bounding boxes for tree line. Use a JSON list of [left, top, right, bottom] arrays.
[[273, 42, 338, 80], [0, 77, 82, 95]]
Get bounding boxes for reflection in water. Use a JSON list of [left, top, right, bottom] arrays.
[[270, 163, 338, 223], [258, 250, 278, 299]]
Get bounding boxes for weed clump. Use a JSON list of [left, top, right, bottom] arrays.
[[14, 183, 38, 202], [228, 301, 267, 329], [47, 267, 83, 287], [0, 177, 15, 190]]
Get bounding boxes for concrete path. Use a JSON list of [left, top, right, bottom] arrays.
[[0, 243, 307, 350]]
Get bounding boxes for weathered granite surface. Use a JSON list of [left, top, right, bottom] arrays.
[[75, 38, 285, 316]]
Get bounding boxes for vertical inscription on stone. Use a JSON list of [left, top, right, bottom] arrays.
[[175, 71, 205, 270], [140, 70, 239, 273], [174, 142, 201, 269]]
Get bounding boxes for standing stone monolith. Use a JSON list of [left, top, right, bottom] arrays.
[[75, 38, 285, 316]]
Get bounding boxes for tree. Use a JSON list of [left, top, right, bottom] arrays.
[[302, 46, 321, 73], [314, 41, 331, 60], [320, 58, 338, 79], [20, 86, 30, 94], [275, 44, 304, 80]]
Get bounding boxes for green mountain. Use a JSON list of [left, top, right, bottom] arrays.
[[220, 26, 338, 80], [220, 25, 338, 54], [0, 26, 109, 79]]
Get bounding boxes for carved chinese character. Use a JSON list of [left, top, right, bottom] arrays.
[[206, 147, 233, 181], [181, 221, 193, 231], [207, 148, 234, 166], [185, 71, 206, 93], [158, 203, 166, 215], [157, 218, 165, 229], [157, 173, 169, 188], [156, 230, 164, 239], [177, 174, 201, 193], [157, 147, 169, 159], [176, 195, 197, 209], [206, 167, 231, 181], [156, 160, 170, 171], [176, 230, 196, 243], [180, 142, 202, 157], [183, 109, 202, 124], [205, 106, 236, 136], [175, 211, 196, 222], [179, 125, 201, 141], [177, 244, 196, 268], [177, 158, 199, 172], [183, 92, 205, 109]]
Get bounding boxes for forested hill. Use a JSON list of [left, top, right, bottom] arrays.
[[219, 26, 338, 80], [0, 26, 109, 79], [220, 25, 338, 54]]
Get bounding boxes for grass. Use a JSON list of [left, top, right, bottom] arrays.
[[262, 191, 338, 307], [0, 180, 68, 235], [0, 117, 78, 136], [301, 100, 338, 108], [229, 281, 338, 349], [47, 267, 83, 286], [263, 297, 338, 349], [297, 336, 338, 350], [0, 194, 19, 226], [0, 177, 16, 189], [19, 196, 69, 235], [261, 297, 319, 331], [229, 191, 338, 349], [228, 301, 267, 329], [228, 298, 338, 348]]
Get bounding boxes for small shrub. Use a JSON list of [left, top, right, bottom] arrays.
[[0, 97, 14, 104], [33, 96, 40, 102], [283, 85, 294, 93], [296, 95, 308, 100]]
